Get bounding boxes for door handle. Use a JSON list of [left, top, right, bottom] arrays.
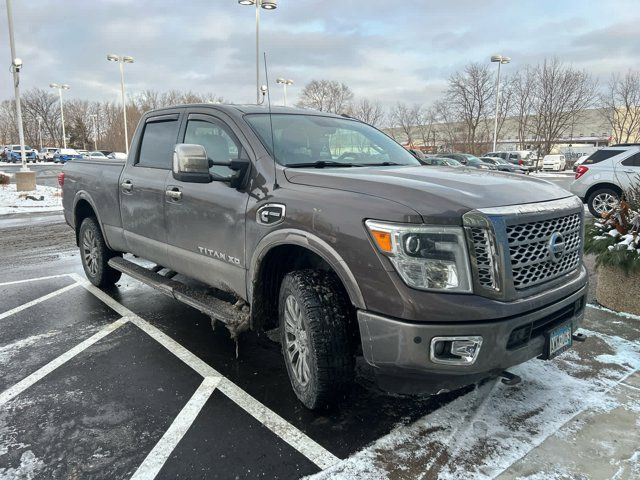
[[165, 188, 182, 201], [624, 170, 636, 174], [121, 180, 133, 192]]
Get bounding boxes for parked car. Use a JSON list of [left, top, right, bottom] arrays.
[[8, 144, 37, 163], [107, 152, 127, 160], [77, 149, 89, 158], [99, 150, 113, 156], [570, 144, 640, 217], [38, 147, 59, 162], [63, 104, 588, 409], [542, 154, 567, 171], [484, 150, 536, 171], [53, 148, 82, 163], [435, 153, 497, 170], [572, 154, 589, 172], [480, 156, 526, 174], [87, 151, 108, 159], [425, 157, 463, 167]]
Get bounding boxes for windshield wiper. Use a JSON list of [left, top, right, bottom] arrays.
[[284, 161, 360, 168], [359, 161, 404, 166]]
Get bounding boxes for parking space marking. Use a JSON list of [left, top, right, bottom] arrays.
[[0, 281, 80, 320], [72, 273, 341, 471], [130, 376, 222, 480], [0, 316, 129, 407], [0, 274, 73, 287]]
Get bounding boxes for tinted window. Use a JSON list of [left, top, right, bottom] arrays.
[[184, 118, 240, 178], [583, 149, 622, 165], [137, 119, 180, 169], [622, 152, 640, 167]]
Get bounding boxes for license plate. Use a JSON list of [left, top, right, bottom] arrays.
[[546, 322, 573, 359]]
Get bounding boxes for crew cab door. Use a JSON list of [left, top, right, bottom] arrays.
[[119, 112, 182, 264], [164, 111, 249, 298], [616, 151, 640, 189]]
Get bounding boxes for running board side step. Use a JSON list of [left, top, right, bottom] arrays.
[[108, 257, 249, 331]]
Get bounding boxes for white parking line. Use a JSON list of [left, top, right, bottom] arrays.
[[73, 274, 341, 471], [0, 317, 129, 407], [0, 281, 80, 320], [129, 376, 221, 480], [0, 274, 73, 287]]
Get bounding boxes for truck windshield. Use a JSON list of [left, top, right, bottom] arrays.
[[245, 113, 420, 168]]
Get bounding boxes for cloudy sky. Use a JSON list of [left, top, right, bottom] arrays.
[[1, 0, 639, 107]]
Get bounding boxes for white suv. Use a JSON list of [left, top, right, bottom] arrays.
[[570, 144, 640, 217]]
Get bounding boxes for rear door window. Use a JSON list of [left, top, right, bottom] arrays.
[[583, 149, 623, 165], [137, 118, 180, 169], [621, 152, 640, 167]]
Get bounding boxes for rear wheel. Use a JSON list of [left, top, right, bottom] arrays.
[[587, 187, 620, 217], [79, 217, 122, 287], [279, 270, 354, 409]]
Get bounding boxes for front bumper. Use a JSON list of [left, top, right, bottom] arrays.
[[358, 281, 587, 394]]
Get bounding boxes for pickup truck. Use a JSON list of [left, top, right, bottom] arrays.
[[62, 104, 588, 409]]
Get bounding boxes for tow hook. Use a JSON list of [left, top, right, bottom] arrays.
[[500, 370, 522, 386], [572, 332, 587, 342]]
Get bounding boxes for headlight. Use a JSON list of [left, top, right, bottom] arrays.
[[365, 220, 473, 293]]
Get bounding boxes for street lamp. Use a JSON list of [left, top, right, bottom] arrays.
[[107, 54, 134, 154], [276, 78, 293, 106], [90, 114, 98, 150], [491, 54, 510, 153], [49, 83, 70, 149], [237, 0, 278, 104], [37, 117, 43, 151], [5, 0, 29, 172]]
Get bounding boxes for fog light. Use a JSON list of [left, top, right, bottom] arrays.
[[430, 336, 483, 365]]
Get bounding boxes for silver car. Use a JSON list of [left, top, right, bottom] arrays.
[[569, 144, 640, 216]]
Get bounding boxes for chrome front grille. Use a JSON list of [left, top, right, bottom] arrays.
[[506, 213, 582, 290]]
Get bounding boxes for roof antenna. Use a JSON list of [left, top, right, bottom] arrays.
[[263, 52, 279, 190]]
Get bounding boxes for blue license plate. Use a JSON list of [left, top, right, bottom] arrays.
[[547, 322, 573, 359]]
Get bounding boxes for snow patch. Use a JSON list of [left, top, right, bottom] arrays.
[[0, 184, 62, 216], [0, 331, 60, 365], [0, 450, 44, 479], [309, 329, 640, 480]]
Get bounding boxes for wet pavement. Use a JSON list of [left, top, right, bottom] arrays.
[[0, 213, 637, 479]]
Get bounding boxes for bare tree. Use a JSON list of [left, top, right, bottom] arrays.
[[432, 99, 461, 151], [389, 102, 420, 145], [296, 80, 354, 114], [348, 97, 384, 126], [511, 67, 536, 149], [446, 63, 494, 154], [415, 105, 439, 150], [530, 58, 597, 155], [600, 70, 640, 144]]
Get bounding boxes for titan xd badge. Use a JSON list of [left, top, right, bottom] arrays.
[[256, 203, 286, 226]]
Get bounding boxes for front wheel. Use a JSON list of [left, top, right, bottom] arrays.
[[279, 270, 354, 409], [79, 217, 122, 287], [587, 187, 620, 217]]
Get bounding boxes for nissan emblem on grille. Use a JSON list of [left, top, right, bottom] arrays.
[[548, 232, 566, 263]]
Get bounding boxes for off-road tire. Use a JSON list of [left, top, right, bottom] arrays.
[[79, 217, 122, 288], [279, 269, 354, 409], [587, 187, 620, 218]]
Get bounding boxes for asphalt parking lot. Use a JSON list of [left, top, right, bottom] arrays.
[[0, 162, 63, 188], [0, 229, 463, 479]]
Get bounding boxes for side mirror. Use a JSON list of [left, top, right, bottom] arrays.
[[172, 144, 212, 183]]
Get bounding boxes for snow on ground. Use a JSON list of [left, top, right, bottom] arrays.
[[309, 329, 640, 480], [530, 172, 574, 178], [0, 184, 62, 216]]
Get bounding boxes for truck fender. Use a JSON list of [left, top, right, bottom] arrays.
[[72, 191, 114, 250], [248, 228, 366, 310]]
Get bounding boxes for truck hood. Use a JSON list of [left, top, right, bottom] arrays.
[[284, 166, 572, 223]]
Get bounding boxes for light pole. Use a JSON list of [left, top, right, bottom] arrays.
[[276, 78, 293, 106], [5, 0, 28, 172], [237, 0, 277, 104], [49, 83, 70, 149], [107, 54, 134, 154], [37, 117, 43, 151], [491, 54, 511, 153], [90, 114, 98, 150]]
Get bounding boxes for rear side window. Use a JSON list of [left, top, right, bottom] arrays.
[[583, 149, 621, 165], [622, 152, 640, 167], [137, 119, 180, 169]]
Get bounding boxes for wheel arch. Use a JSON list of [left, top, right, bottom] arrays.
[[248, 229, 366, 331], [585, 182, 622, 201], [72, 192, 111, 249]]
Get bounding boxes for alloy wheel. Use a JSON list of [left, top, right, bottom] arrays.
[[283, 294, 311, 386], [82, 228, 99, 276], [592, 192, 618, 215]]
